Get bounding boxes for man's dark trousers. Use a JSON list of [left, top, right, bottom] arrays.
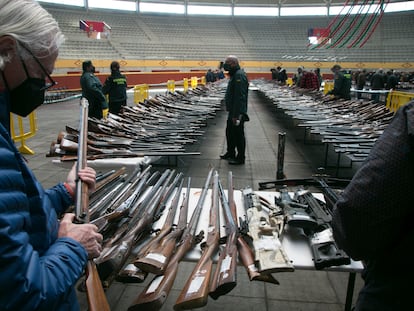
[[225, 118, 246, 161]]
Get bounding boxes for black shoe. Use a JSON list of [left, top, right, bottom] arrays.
[[220, 153, 234, 160], [228, 159, 245, 165]]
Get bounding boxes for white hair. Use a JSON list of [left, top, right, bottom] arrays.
[[0, 0, 64, 68]]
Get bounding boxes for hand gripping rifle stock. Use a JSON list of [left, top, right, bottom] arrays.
[[174, 171, 220, 310], [134, 176, 189, 275], [209, 173, 238, 299], [128, 169, 213, 311], [74, 98, 111, 311]]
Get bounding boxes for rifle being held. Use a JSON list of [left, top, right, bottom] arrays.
[[75, 98, 110, 311], [174, 171, 220, 310], [128, 169, 213, 311]]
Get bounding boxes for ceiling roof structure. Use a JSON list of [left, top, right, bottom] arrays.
[[117, 0, 406, 7]]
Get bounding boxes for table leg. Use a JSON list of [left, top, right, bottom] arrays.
[[344, 272, 356, 311]]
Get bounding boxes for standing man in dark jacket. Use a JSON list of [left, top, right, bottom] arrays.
[[220, 55, 249, 165], [327, 64, 351, 100], [80, 60, 108, 119], [102, 61, 127, 115], [370, 69, 385, 103]]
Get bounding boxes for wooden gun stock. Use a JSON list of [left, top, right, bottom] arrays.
[[135, 177, 189, 275], [128, 170, 213, 311], [174, 171, 220, 310], [75, 98, 110, 311], [209, 172, 238, 299]]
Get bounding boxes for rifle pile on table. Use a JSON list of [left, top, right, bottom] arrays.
[[47, 85, 223, 161], [81, 167, 304, 310], [253, 79, 394, 162]]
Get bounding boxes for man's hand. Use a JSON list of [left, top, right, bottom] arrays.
[[66, 163, 96, 195], [58, 213, 103, 259], [232, 117, 240, 126]]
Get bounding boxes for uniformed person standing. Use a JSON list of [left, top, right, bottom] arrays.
[[80, 60, 108, 119], [102, 61, 127, 115], [220, 55, 249, 165]]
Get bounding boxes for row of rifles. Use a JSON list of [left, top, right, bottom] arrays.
[[77, 166, 293, 310]]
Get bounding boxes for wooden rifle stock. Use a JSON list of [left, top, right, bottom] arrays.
[[75, 98, 110, 311], [96, 169, 176, 284], [117, 173, 184, 282], [174, 171, 220, 310], [209, 172, 238, 299], [134, 176, 188, 275], [128, 169, 213, 311]]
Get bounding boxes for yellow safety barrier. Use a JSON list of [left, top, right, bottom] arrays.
[[200, 76, 206, 85], [191, 76, 198, 89], [286, 77, 294, 87], [134, 84, 149, 104], [167, 80, 175, 93], [183, 78, 189, 92], [386, 90, 414, 113], [10, 111, 37, 155], [323, 81, 334, 95]]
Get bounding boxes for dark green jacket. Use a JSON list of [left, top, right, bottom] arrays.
[[225, 67, 249, 119], [328, 71, 351, 100], [80, 72, 108, 110], [102, 71, 127, 103]]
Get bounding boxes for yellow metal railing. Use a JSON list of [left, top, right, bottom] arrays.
[[10, 112, 37, 155], [191, 76, 198, 89], [386, 90, 414, 113], [183, 78, 189, 92], [323, 81, 334, 94], [134, 84, 149, 104], [167, 80, 175, 93]]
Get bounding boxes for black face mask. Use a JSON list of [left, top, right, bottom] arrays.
[[1, 53, 47, 117], [9, 78, 45, 117]]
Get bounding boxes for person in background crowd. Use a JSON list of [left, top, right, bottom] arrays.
[[270, 68, 278, 80], [370, 68, 385, 103], [0, 1, 102, 310], [102, 60, 127, 115], [293, 66, 304, 86], [80, 60, 108, 119], [315, 67, 322, 88], [299, 69, 319, 90], [385, 70, 399, 90], [356, 69, 367, 99], [326, 64, 351, 100], [332, 99, 414, 311], [220, 55, 249, 165], [205, 68, 216, 83], [278, 67, 288, 85]]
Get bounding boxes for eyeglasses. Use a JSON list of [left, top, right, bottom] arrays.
[[19, 44, 57, 91]]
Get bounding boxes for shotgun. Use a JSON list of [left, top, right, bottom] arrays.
[[96, 169, 176, 285], [134, 176, 188, 275], [74, 97, 110, 311], [128, 169, 213, 311], [174, 171, 220, 310], [209, 173, 238, 300], [117, 173, 184, 281]]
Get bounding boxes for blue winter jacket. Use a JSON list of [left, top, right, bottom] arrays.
[[0, 92, 88, 310]]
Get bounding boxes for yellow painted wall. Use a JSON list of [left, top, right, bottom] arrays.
[[55, 59, 414, 72]]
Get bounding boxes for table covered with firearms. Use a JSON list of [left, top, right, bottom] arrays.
[[76, 166, 362, 311]]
